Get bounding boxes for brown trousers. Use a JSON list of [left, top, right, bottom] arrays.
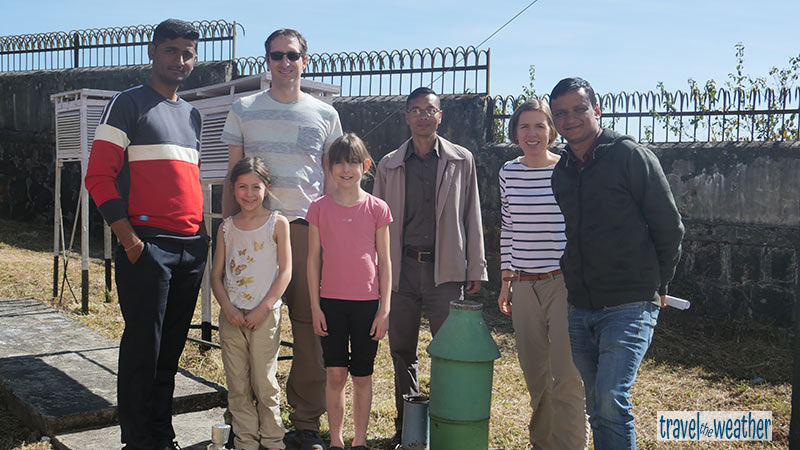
[[388, 254, 463, 428], [285, 222, 326, 432], [511, 273, 588, 450]]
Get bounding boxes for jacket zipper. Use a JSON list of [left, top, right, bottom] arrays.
[[576, 166, 594, 309]]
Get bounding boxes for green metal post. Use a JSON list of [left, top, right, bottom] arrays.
[[426, 300, 500, 450]]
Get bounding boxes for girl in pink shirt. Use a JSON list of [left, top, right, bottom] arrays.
[[306, 133, 392, 450]]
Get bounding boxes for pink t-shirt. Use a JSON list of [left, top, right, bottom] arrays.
[[306, 193, 392, 300]]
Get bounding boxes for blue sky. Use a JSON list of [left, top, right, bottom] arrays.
[[2, 0, 797, 97]]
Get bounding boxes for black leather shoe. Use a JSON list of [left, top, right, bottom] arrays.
[[299, 429, 326, 450]]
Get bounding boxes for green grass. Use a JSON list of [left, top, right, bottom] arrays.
[[0, 218, 792, 449]]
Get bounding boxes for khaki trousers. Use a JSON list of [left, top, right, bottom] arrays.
[[285, 222, 326, 432], [220, 307, 285, 450], [511, 273, 588, 450]]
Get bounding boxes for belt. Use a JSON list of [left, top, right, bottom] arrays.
[[405, 248, 434, 263], [503, 269, 562, 282]]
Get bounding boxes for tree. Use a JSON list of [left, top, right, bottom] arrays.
[[646, 43, 799, 142]]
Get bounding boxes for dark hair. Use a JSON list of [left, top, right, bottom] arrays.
[[508, 98, 558, 145], [152, 19, 199, 46], [229, 157, 272, 187], [264, 28, 308, 56], [549, 77, 598, 107], [406, 87, 439, 109], [326, 133, 373, 175]]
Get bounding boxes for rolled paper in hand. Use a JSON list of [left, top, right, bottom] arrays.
[[665, 295, 690, 310]]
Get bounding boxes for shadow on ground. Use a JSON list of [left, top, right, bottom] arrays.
[[0, 217, 108, 257]]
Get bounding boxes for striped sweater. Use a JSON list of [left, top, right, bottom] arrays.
[[85, 84, 203, 236], [499, 157, 566, 273]]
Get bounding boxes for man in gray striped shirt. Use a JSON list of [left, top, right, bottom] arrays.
[[222, 28, 342, 450]]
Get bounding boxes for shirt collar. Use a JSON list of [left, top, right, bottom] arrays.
[[405, 137, 441, 161], [566, 128, 603, 168]]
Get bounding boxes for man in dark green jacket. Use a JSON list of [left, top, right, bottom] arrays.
[[549, 77, 684, 450]]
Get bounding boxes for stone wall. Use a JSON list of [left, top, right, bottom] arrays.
[[656, 142, 800, 326]]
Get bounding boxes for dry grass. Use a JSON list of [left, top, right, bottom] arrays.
[[0, 218, 791, 449]]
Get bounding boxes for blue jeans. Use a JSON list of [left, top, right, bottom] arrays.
[[568, 301, 660, 450]]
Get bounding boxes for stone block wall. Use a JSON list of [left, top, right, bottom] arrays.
[[657, 142, 800, 326]]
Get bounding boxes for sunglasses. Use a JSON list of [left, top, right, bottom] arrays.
[[268, 51, 304, 61]]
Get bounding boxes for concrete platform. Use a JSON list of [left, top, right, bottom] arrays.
[[52, 407, 227, 450], [0, 298, 226, 439]]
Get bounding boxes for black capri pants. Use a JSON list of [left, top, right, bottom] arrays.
[[320, 298, 380, 377]]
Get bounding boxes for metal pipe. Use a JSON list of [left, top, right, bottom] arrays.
[[80, 104, 90, 315], [401, 394, 429, 450], [53, 160, 62, 298], [200, 182, 213, 349]]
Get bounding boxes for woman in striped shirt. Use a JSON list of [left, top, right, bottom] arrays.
[[498, 99, 588, 449]]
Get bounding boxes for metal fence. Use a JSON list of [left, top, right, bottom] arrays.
[[235, 46, 490, 96], [492, 87, 800, 143], [0, 20, 239, 71]]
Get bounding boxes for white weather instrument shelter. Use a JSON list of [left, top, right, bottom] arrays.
[[51, 88, 118, 313]]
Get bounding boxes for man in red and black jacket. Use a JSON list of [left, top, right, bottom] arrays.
[[84, 19, 206, 450]]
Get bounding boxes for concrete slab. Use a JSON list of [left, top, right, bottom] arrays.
[[0, 298, 226, 436], [52, 407, 228, 450]]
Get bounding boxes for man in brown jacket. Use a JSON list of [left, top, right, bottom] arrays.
[[373, 87, 488, 446]]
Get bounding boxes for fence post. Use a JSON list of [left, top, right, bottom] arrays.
[[485, 48, 491, 95], [231, 21, 237, 61], [72, 32, 80, 68]]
